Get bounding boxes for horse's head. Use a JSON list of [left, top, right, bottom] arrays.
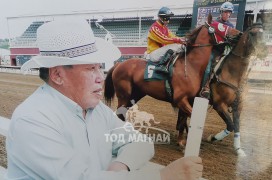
[[232, 22, 268, 59]]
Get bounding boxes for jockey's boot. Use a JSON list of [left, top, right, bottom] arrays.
[[155, 49, 174, 74], [200, 69, 213, 99], [158, 49, 174, 65], [155, 65, 169, 74], [200, 75, 212, 99]]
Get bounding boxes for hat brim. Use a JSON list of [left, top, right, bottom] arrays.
[[21, 37, 121, 71]]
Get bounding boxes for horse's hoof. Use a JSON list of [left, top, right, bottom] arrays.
[[178, 140, 186, 147], [236, 148, 246, 157], [207, 135, 213, 142], [207, 135, 218, 142]]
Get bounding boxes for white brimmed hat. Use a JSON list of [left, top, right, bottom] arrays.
[[21, 18, 121, 71]]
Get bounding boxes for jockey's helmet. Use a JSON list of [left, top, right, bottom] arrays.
[[220, 2, 234, 13], [158, 7, 174, 21]]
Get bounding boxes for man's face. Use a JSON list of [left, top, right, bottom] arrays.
[[159, 17, 170, 25], [221, 11, 232, 22], [61, 63, 104, 109]]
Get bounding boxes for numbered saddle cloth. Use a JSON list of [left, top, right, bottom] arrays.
[[144, 61, 174, 81]]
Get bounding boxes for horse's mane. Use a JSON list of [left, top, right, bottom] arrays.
[[180, 13, 213, 57], [179, 25, 203, 57], [185, 25, 202, 45]]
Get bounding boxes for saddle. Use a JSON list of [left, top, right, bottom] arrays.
[[144, 54, 176, 81]]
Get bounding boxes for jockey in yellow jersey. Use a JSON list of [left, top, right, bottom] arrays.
[[146, 7, 186, 74]]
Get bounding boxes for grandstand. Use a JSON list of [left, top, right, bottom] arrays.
[[8, 14, 192, 68], [10, 21, 44, 47], [90, 14, 191, 46], [9, 15, 191, 47]]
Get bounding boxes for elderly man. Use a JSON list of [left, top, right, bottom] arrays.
[[6, 19, 202, 180]]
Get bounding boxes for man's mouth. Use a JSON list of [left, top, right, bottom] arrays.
[[93, 88, 103, 96]]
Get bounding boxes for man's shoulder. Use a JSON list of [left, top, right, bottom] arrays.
[[151, 21, 161, 28], [12, 85, 56, 120]]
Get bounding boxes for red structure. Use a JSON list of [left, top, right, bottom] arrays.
[[9, 46, 147, 66], [10, 48, 39, 66]]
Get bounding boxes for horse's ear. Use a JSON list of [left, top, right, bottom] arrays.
[[248, 16, 253, 27], [257, 18, 262, 24], [207, 13, 212, 24]]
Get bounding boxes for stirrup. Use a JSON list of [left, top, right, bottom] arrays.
[[200, 88, 210, 99]]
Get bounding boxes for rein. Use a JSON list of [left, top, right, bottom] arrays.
[[189, 22, 227, 47], [230, 50, 247, 59], [190, 43, 217, 47], [214, 73, 239, 92], [214, 50, 248, 93]]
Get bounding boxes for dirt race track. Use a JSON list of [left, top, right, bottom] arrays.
[[0, 72, 272, 180]]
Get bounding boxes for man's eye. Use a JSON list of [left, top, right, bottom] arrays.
[[87, 67, 95, 71]]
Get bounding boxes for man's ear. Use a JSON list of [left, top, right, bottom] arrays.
[[49, 67, 64, 85]]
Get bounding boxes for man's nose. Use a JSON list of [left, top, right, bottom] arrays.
[[96, 69, 105, 82]]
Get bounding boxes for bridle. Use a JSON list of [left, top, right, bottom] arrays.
[[189, 22, 230, 47]]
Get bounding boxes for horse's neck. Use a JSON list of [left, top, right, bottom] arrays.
[[187, 27, 213, 69], [232, 32, 251, 58], [194, 26, 212, 47], [223, 54, 249, 82], [225, 36, 250, 78]]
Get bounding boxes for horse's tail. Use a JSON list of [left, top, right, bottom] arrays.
[[104, 65, 116, 106]]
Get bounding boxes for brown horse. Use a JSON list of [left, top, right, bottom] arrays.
[[176, 22, 267, 156], [104, 14, 241, 119]]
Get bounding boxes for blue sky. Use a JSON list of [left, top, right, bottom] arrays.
[[0, 0, 193, 39]]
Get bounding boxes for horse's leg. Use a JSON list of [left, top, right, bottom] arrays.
[[176, 109, 188, 147], [114, 79, 140, 120], [116, 92, 145, 121], [116, 98, 133, 121], [177, 97, 193, 115], [207, 105, 234, 142], [232, 98, 246, 157]]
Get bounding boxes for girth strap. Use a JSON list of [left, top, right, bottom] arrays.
[[165, 79, 173, 102]]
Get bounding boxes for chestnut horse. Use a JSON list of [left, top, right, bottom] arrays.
[[176, 22, 267, 156], [104, 14, 240, 128]]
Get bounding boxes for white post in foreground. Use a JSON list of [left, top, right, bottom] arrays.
[[184, 97, 209, 157]]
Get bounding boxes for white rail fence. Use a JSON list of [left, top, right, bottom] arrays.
[[0, 116, 9, 178]]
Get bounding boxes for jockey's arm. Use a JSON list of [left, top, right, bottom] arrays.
[[168, 30, 187, 44]]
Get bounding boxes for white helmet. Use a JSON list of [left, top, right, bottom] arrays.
[[220, 2, 234, 13]]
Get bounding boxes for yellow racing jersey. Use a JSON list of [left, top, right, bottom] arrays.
[[147, 20, 182, 54]]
